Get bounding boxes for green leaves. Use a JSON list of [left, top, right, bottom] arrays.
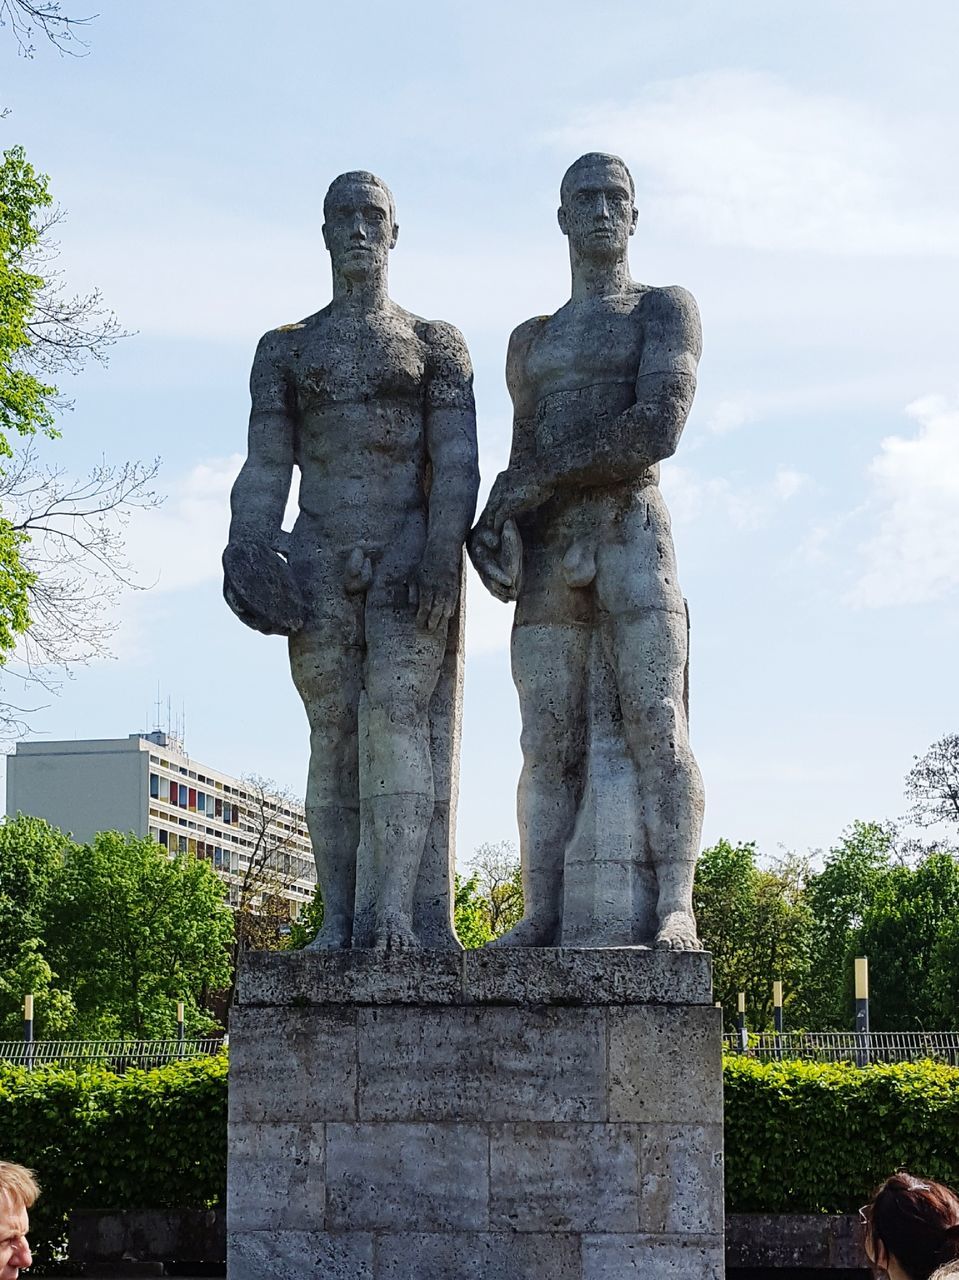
[[725, 1056, 959, 1214], [0, 817, 234, 1038], [0, 1056, 227, 1263]]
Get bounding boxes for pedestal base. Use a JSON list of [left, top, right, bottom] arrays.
[[228, 949, 724, 1280]]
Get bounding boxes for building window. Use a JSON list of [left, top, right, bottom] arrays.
[[150, 772, 159, 798]]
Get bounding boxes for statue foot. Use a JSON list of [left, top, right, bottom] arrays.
[[305, 915, 352, 950], [372, 914, 421, 952], [486, 916, 556, 948], [654, 911, 702, 952]]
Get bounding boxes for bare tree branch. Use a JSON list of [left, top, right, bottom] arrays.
[[0, 0, 96, 57]]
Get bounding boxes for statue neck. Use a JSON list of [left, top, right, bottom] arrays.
[[569, 249, 633, 301], [332, 270, 390, 312]]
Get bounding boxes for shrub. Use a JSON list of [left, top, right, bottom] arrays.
[[0, 1055, 227, 1263], [724, 1056, 959, 1213]]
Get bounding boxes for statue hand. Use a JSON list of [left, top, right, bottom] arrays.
[[468, 518, 522, 603], [485, 466, 552, 533], [412, 548, 460, 632]]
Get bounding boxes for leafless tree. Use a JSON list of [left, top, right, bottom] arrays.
[[905, 734, 959, 833], [0, 1, 96, 57], [225, 775, 312, 1009]]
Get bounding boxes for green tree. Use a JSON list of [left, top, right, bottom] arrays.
[[467, 840, 523, 940], [286, 885, 325, 950], [453, 872, 493, 949], [45, 832, 233, 1037], [856, 850, 959, 1030], [0, 814, 73, 1035], [802, 820, 894, 1030], [694, 839, 813, 1030]]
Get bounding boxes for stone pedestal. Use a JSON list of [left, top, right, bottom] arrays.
[[228, 949, 724, 1280]]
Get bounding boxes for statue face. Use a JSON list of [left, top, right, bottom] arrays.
[[322, 180, 397, 282], [558, 161, 637, 260]]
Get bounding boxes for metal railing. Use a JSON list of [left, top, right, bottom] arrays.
[[0, 1038, 225, 1070], [724, 1030, 959, 1065]]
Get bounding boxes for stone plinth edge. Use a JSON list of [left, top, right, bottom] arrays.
[[236, 947, 713, 1007]]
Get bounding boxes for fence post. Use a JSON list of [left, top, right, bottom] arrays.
[[176, 1000, 185, 1056], [23, 993, 34, 1072], [773, 980, 783, 1060], [737, 991, 748, 1052], [855, 957, 870, 1067]]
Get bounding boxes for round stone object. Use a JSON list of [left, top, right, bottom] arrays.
[[223, 540, 306, 636]]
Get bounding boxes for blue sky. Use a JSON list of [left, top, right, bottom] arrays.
[[2, 1, 957, 865]]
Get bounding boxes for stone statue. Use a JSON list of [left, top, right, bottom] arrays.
[[469, 152, 704, 951], [225, 171, 479, 951]]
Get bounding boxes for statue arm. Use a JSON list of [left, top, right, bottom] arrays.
[[228, 331, 295, 548], [468, 321, 539, 600], [415, 322, 480, 631]]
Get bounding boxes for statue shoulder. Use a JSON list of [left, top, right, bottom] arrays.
[[640, 285, 702, 351], [420, 317, 471, 363], [508, 314, 548, 357]]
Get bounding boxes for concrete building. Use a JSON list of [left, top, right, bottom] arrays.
[[5, 731, 317, 917]]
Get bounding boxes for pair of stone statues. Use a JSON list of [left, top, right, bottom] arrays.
[[224, 153, 705, 953]]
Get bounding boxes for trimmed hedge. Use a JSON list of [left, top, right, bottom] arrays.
[[0, 1056, 226, 1262], [724, 1056, 959, 1213], [3, 1053, 959, 1261]]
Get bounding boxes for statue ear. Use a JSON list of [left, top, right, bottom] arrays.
[[390, 222, 399, 249], [557, 205, 569, 236], [321, 222, 330, 251], [630, 206, 639, 235]]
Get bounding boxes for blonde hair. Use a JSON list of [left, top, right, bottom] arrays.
[[931, 1267, 959, 1278], [0, 1162, 39, 1208]]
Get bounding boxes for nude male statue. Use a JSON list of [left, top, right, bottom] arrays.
[[225, 171, 479, 950], [470, 152, 704, 951]]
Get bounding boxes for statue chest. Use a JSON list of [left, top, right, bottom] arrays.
[[526, 303, 645, 400], [289, 323, 427, 410]]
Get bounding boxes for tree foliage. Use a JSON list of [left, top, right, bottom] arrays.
[[0, 138, 155, 736], [0, 817, 233, 1038], [694, 839, 813, 1030]]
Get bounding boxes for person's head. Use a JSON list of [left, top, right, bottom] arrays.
[[0, 1162, 37, 1279], [557, 152, 638, 262], [862, 1172, 959, 1279], [322, 170, 398, 284]]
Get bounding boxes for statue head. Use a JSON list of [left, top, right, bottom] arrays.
[[322, 171, 398, 284], [557, 153, 637, 261]]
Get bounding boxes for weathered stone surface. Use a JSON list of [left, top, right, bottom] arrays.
[[468, 153, 704, 951], [357, 1005, 607, 1122], [582, 1233, 724, 1278], [224, 170, 479, 951], [228, 1229, 373, 1280], [227, 1006, 356, 1124], [237, 945, 713, 1006], [325, 1123, 488, 1231], [227, 1122, 324, 1232], [489, 1123, 639, 1232], [639, 1124, 724, 1235], [608, 1003, 723, 1124], [725, 1213, 863, 1269], [465, 946, 712, 1005], [237, 947, 464, 1006], [375, 1232, 583, 1279], [68, 1209, 224, 1265]]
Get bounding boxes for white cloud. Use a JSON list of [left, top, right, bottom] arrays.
[[663, 461, 810, 532], [551, 70, 959, 257], [850, 396, 959, 607]]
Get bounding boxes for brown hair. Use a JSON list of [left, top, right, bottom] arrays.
[[0, 1161, 40, 1209], [866, 1172, 959, 1279]]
